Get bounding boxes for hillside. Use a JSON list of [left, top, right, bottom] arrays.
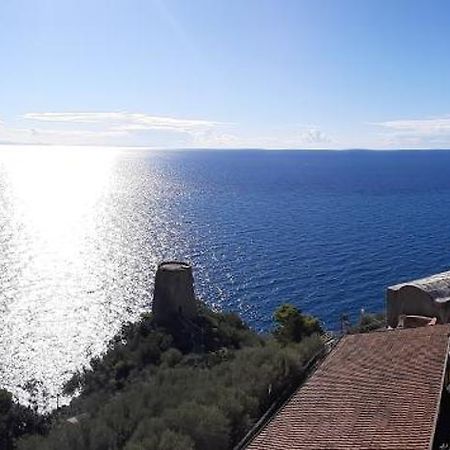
[[10, 302, 324, 450]]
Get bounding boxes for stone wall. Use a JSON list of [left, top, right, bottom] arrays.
[[152, 261, 197, 324], [387, 285, 450, 327]]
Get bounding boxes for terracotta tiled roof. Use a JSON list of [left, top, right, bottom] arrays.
[[247, 325, 450, 450]]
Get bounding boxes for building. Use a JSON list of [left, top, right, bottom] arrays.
[[246, 325, 450, 450], [387, 271, 450, 327], [152, 261, 197, 324]]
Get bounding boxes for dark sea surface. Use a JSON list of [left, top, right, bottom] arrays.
[[1, 146, 450, 405]]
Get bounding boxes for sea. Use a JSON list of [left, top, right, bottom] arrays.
[[1, 146, 450, 406]]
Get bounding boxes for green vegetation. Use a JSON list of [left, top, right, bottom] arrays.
[[273, 303, 323, 344], [350, 312, 385, 334], [0, 389, 48, 450], [9, 302, 324, 450]]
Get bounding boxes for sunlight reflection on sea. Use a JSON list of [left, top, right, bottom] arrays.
[[0, 146, 193, 408]]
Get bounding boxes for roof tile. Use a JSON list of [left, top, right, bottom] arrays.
[[247, 325, 450, 450]]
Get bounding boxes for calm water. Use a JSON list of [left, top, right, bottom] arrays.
[[2, 146, 450, 405]]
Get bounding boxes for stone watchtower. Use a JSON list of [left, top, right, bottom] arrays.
[[152, 261, 197, 324]]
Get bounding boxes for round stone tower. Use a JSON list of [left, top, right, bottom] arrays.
[[152, 261, 197, 324]]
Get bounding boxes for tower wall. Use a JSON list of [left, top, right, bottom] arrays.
[[152, 261, 197, 324]]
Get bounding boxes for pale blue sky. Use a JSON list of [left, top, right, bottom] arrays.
[[1, 0, 450, 149]]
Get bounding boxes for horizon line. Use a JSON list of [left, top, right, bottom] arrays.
[[2, 144, 450, 152]]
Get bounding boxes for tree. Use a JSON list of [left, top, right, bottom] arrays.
[[350, 311, 385, 334], [0, 389, 13, 449], [273, 304, 322, 344], [158, 430, 195, 450], [0, 388, 48, 450]]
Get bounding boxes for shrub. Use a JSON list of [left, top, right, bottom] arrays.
[[273, 303, 323, 344], [17, 303, 324, 449]]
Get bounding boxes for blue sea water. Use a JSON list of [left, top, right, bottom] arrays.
[[2, 147, 450, 403], [166, 150, 450, 330]]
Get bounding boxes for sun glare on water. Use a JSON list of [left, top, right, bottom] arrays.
[[0, 145, 191, 409], [4, 146, 117, 252], [0, 146, 120, 406]]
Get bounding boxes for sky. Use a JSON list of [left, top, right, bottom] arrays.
[[2, 0, 450, 149]]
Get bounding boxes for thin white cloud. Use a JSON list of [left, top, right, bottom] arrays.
[[298, 127, 330, 144], [190, 126, 332, 149], [5, 111, 450, 149], [0, 125, 128, 146], [370, 115, 450, 149], [23, 112, 221, 134], [0, 111, 334, 149], [375, 116, 450, 135], [0, 111, 228, 147]]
